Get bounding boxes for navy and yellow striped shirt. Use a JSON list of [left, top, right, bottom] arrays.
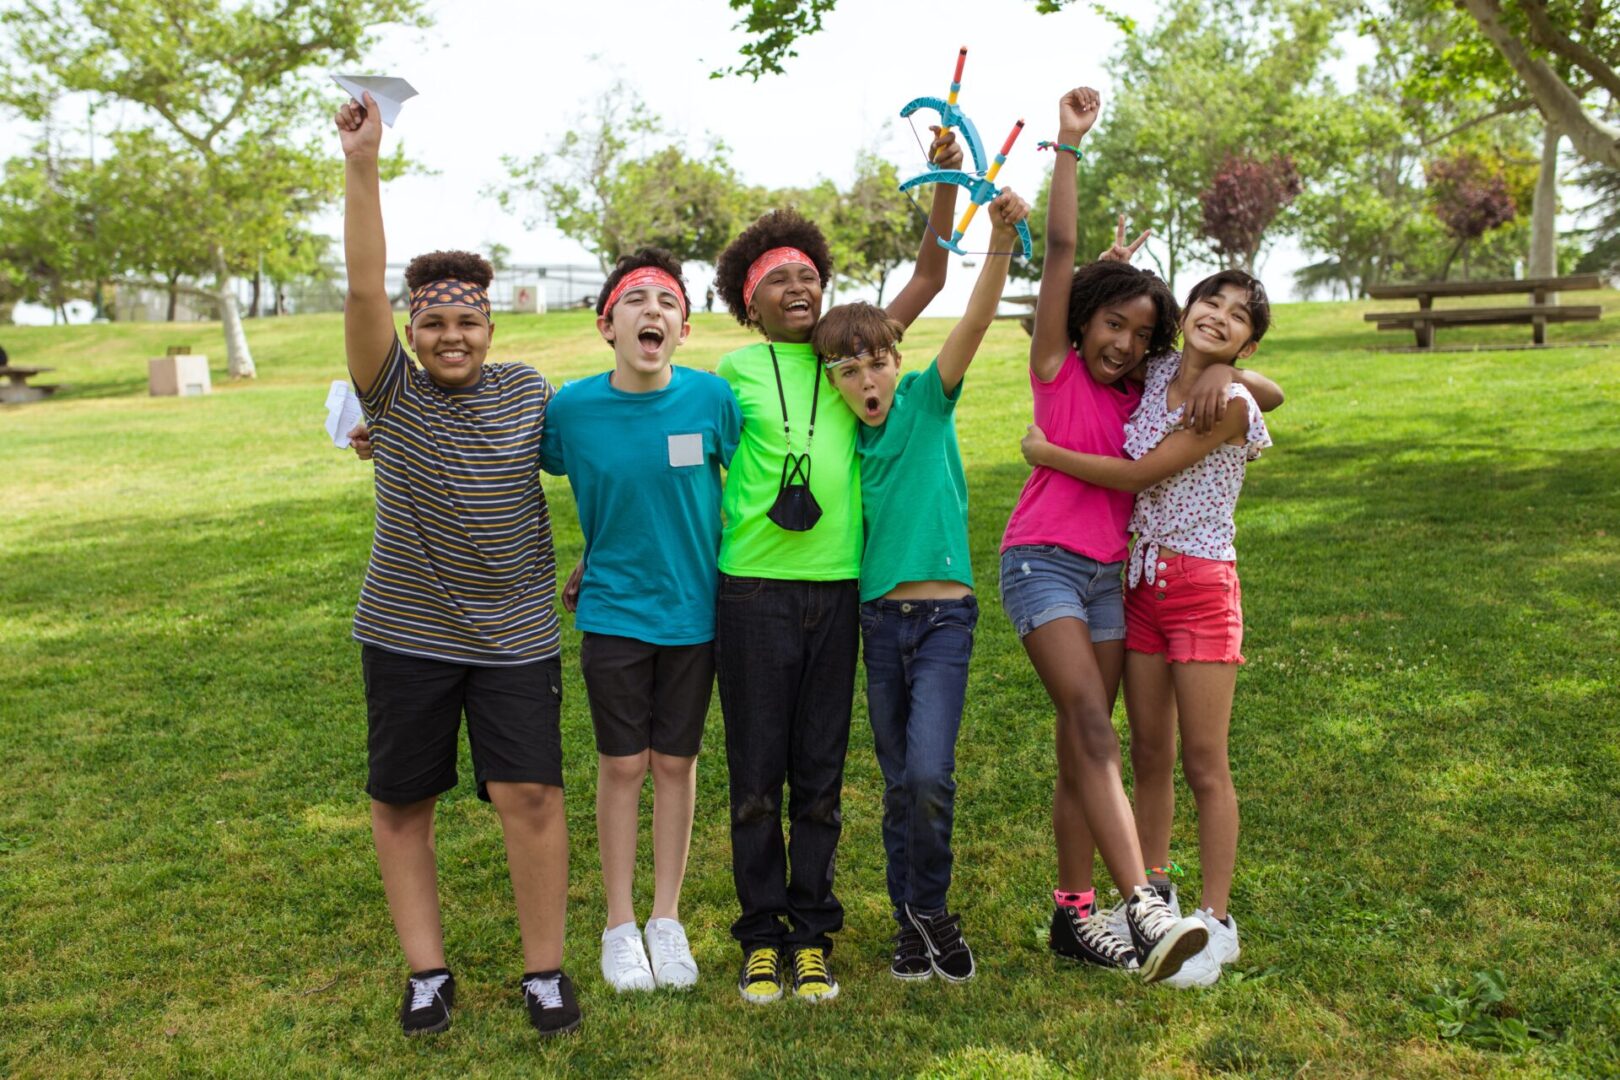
[[353, 338, 560, 665]]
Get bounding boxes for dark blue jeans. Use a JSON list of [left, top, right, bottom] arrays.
[[859, 595, 977, 925], [716, 574, 859, 952]]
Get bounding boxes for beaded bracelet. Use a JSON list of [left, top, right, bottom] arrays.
[[1036, 140, 1083, 158]]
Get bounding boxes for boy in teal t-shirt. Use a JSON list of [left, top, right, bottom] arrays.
[[811, 191, 1030, 985], [540, 249, 740, 996]]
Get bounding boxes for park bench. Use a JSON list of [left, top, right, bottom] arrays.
[[1364, 273, 1605, 349], [997, 293, 1037, 335], [0, 365, 60, 404]]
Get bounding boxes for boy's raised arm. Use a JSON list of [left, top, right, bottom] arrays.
[[338, 92, 397, 397], [937, 190, 1030, 394], [1030, 87, 1100, 383], [885, 127, 963, 330]]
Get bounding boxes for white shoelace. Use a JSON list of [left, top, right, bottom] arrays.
[[1077, 912, 1136, 964], [1131, 889, 1183, 940], [648, 922, 691, 967], [610, 934, 651, 974], [408, 973, 449, 1011], [522, 974, 562, 1009]]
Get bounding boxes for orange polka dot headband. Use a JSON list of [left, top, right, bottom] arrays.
[[409, 279, 492, 324]]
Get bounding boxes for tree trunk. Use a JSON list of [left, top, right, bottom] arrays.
[[1458, 0, 1620, 170], [212, 245, 256, 379], [1529, 121, 1561, 282], [249, 267, 262, 318], [167, 271, 181, 322], [0, 300, 14, 324]]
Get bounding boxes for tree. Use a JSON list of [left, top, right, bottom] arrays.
[[827, 151, 915, 306], [494, 83, 751, 272], [0, 0, 429, 375], [1455, 0, 1620, 171], [1426, 150, 1519, 277], [0, 145, 102, 321], [1199, 154, 1302, 273]]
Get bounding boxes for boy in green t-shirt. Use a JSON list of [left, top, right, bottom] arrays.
[[811, 190, 1030, 984]]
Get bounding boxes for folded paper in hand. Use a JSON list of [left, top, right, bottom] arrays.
[[325, 380, 364, 449], [330, 74, 418, 127]]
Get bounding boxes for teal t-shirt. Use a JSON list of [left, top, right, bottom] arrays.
[[856, 358, 973, 602], [717, 340, 862, 580], [539, 366, 741, 645]]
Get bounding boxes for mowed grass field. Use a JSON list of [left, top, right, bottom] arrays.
[[2, 292, 1618, 1078]]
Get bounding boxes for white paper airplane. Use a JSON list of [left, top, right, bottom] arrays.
[[330, 75, 418, 127], [324, 379, 365, 449]]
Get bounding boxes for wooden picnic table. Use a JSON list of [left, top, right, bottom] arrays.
[[997, 293, 1038, 336], [1364, 273, 1604, 349], [0, 365, 60, 405]]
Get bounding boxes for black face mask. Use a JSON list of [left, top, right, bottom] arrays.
[[766, 343, 822, 533], [768, 451, 822, 531]]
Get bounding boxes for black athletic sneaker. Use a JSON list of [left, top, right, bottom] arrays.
[[520, 969, 580, 1037], [905, 906, 976, 983], [891, 920, 933, 981], [1125, 885, 1208, 983], [399, 968, 454, 1036], [1049, 904, 1138, 969]]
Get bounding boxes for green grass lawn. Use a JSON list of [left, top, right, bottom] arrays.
[[2, 293, 1618, 1078]]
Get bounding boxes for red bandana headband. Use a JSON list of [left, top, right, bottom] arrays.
[[602, 266, 688, 319], [742, 247, 816, 310], [409, 279, 492, 323]]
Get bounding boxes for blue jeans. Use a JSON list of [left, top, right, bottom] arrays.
[[859, 596, 977, 924]]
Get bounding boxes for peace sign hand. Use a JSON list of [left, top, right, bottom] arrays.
[[1098, 215, 1151, 263]]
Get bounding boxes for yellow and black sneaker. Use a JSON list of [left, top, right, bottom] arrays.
[[738, 946, 783, 1004], [790, 946, 839, 1002]]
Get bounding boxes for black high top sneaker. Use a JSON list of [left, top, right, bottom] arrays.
[[1126, 885, 1208, 983], [1049, 900, 1138, 970]]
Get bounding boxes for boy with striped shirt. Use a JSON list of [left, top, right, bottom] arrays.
[[337, 91, 579, 1039]]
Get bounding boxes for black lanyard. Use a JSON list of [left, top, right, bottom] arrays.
[[767, 343, 818, 454]]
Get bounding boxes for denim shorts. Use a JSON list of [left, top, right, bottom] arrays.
[[998, 545, 1127, 642]]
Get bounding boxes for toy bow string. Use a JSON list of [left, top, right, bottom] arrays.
[[897, 47, 1033, 260]]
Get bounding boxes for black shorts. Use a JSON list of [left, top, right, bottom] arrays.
[[362, 645, 563, 804], [578, 633, 714, 758]]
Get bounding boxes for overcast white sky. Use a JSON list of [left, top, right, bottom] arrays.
[[8, 0, 1375, 323]]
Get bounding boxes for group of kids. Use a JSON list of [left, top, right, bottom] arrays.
[[334, 82, 1282, 1039]]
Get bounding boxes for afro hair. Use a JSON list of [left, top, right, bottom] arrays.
[[713, 208, 833, 327], [597, 247, 691, 317], [404, 250, 494, 291], [1067, 261, 1180, 358]]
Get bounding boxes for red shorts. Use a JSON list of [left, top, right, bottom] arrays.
[[1124, 553, 1245, 664]]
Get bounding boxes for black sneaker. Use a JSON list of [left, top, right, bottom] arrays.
[[738, 945, 784, 1004], [1049, 904, 1138, 969], [905, 905, 976, 983], [399, 968, 454, 1036], [789, 946, 839, 1002], [890, 920, 932, 981], [520, 969, 580, 1037], [1125, 885, 1208, 983]]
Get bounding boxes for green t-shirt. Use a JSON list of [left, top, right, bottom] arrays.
[[856, 358, 973, 602], [717, 340, 861, 580]]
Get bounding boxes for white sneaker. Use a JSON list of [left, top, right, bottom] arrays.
[[1164, 908, 1240, 989], [600, 921, 656, 992], [643, 917, 699, 989]]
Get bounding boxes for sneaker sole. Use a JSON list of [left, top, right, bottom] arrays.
[[931, 960, 975, 984], [794, 984, 839, 1002], [1049, 944, 1139, 972], [403, 1017, 450, 1036], [890, 966, 934, 982], [535, 1018, 580, 1038], [1139, 924, 1209, 983], [739, 985, 783, 1004]]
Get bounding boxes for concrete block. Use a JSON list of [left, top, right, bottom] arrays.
[[148, 354, 212, 397]]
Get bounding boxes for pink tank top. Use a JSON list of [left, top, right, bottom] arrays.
[[1001, 349, 1142, 563]]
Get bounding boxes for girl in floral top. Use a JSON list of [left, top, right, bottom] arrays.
[[1020, 268, 1277, 989]]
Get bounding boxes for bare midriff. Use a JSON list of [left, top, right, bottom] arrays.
[[883, 580, 973, 601]]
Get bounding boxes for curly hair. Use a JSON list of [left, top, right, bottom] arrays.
[[1183, 269, 1271, 344], [713, 208, 833, 327], [1067, 261, 1180, 358], [404, 250, 494, 290], [811, 302, 903, 362], [596, 247, 691, 317]]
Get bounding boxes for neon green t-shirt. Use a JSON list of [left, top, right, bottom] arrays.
[[717, 340, 861, 580], [856, 359, 973, 602]]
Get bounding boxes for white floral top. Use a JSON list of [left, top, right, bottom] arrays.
[[1124, 351, 1271, 587]]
